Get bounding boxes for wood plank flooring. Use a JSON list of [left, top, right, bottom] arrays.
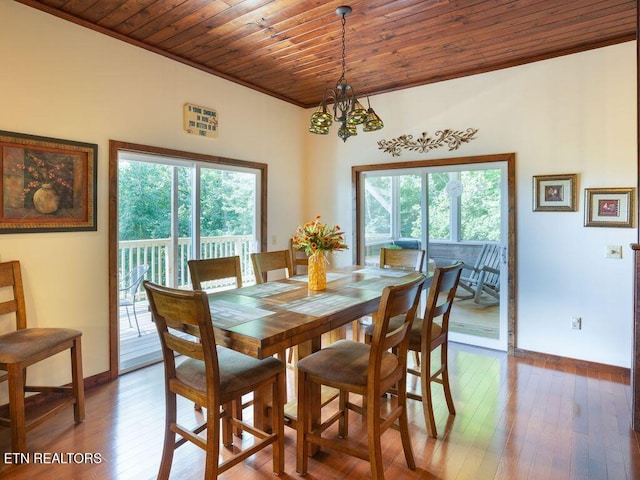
[[1, 342, 638, 479]]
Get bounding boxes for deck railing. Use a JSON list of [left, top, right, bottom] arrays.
[[118, 235, 257, 296]]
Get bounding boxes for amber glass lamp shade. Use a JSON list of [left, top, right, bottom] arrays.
[[363, 108, 384, 132], [347, 100, 368, 125]]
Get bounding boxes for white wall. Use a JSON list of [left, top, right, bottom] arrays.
[[304, 42, 637, 367], [0, 2, 307, 401]]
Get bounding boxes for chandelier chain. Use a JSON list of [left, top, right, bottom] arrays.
[[340, 13, 347, 82]]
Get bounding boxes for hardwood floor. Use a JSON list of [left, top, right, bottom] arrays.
[[1, 342, 638, 479]]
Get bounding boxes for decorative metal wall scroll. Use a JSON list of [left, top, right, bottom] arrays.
[[377, 128, 478, 157]]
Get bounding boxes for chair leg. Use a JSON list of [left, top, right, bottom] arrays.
[[7, 363, 27, 453], [124, 305, 133, 328], [158, 391, 177, 480], [367, 391, 385, 480], [296, 371, 309, 475], [273, 370, 286, 474], [441, 342, 456, 415], [222, 401, 233, 447], [397, 376, 416, 470], [421, 346, 438, 438], [204, 401, 221, 480], [338, 390, 348, 438], [71, 338, 85, 422], [131, 301, 141, 336]]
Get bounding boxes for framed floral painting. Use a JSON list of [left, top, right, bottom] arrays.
[[0, 130, 97, 233], [585, 187, 635, 228]]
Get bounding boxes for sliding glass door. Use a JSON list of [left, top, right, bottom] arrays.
[[117, 151, 261, 371], [360, 162, 508, 351]]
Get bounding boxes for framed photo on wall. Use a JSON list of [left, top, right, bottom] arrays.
[[532, 174, 577, 211], [584, 187, 635, 228], [0, 130, 97, 233]]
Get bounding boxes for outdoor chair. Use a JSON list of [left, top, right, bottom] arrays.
[[119, 264, 149, 336], [144, 281, 285, 480], [457, 243, 501, 305], [0, 260, 85, 453]]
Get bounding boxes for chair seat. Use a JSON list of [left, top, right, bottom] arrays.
[[297, 339, 398, 387], [176, 346, 284, 400], [0, 328, 82, 364]]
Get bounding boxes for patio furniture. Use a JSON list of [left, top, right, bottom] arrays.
[[0, 260, 85, 453], [119, 264, 149, 336], [296, 274, 425, 480], [457, 243, 501, 305], [144, 281, 285, 480]]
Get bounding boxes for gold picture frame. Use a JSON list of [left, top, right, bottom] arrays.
[[533, 174, 577, 211], [0, 130, 97, 233], [585, 187, 635, 228]]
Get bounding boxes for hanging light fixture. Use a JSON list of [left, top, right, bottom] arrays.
[[308, 5, 383, 142]]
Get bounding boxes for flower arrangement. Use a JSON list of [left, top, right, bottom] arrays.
[[292, 216, 348, 256], [10, 151, 74, 205]]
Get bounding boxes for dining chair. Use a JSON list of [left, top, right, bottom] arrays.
[[296, 274, 426, 480], [289, 238, 308, 276], [353, 247, 426, 341], [379, 247, 425, 271], [364, 262, 463, 437], [188, 256, 245, 432], [250, 250, 292, 283], [188, 256, 243, 291], [0, 260, 85, 453], [143, 280, 285, 480]]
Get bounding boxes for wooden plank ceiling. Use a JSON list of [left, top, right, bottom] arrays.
[[17, 0, 637, 108]]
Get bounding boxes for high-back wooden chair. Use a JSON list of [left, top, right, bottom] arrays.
[[144, 281, 285, 480], [250, 250, 292, 284], [365, 262, 463, 437], [296, 274, 426, 480], [405, 262, 463, 437], [379, 247, 426, 271], [289, 238, 308, 276], [0, 260, 85, 453], [353, 247, 426, 341], [188, 256, 243, 291]]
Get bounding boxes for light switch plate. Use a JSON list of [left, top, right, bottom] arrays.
[[605, 245, 622, 259]]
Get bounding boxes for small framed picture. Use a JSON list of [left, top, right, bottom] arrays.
[[585, 187, 635, 228], [533, 174, 577, 211]]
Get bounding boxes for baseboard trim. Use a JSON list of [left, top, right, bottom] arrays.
[[0, 370, 112, 419], [513, 348, 630, 376]]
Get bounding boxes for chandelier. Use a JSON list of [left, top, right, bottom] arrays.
[[308, 5, 384, 142]]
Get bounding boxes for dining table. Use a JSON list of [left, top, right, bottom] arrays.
[[206, 264, 426, 431]]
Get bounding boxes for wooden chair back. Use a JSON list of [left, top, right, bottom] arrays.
[[423, 262, 464, 344], [0, 260, 27, 332], [379, 247, 425, 271], [251, 250, 292, 284], [289, 238, 308, 276], [144, 281, 219, 400], [369, 274, 426, 387], [188, 256, 243, 291]]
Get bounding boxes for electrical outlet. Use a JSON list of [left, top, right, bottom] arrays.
[[571, 317, 582, 330]]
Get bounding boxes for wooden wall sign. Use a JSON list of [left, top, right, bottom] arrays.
[[183, 103, 218, 138]]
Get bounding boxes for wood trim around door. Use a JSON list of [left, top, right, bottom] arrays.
[[108, 140, 268, 378]]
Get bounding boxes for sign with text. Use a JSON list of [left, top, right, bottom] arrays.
[[183, 103, 218, 138]]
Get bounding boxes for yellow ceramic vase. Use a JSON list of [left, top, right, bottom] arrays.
[[308, 253, 327, 291]]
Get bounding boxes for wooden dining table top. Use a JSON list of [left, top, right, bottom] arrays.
[[207, 265, 425, 359]]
